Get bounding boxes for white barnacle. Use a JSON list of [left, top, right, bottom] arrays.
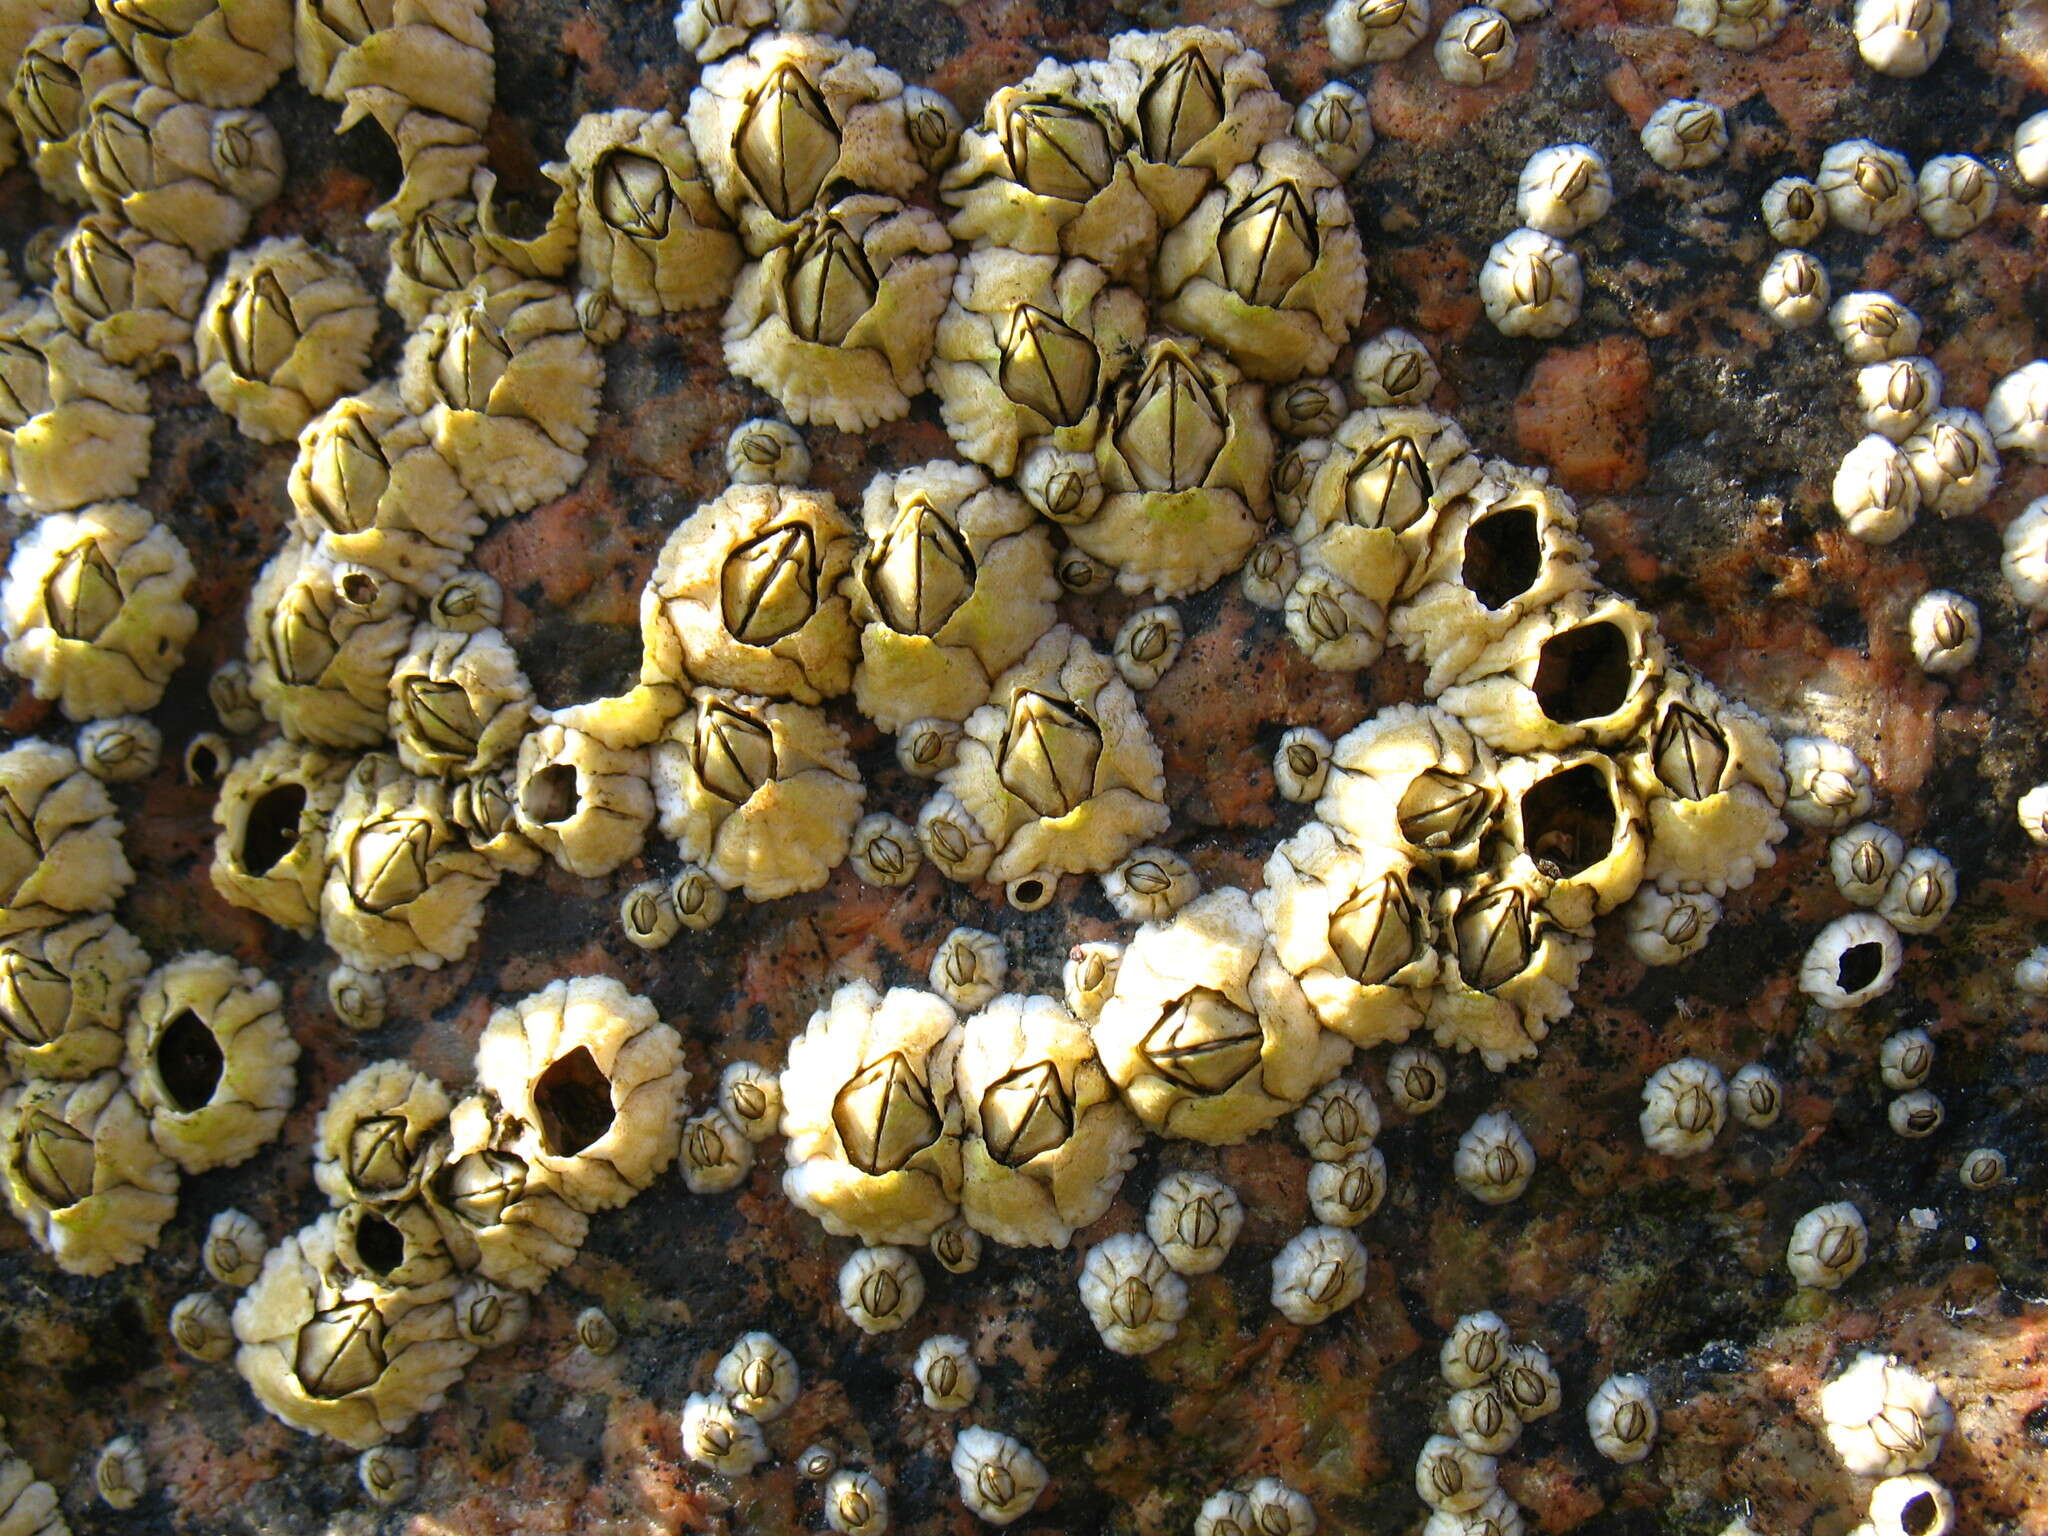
[[915, 1333, 979, 1410], [1641, 99, 1727, 171], [931, 927, 1006, 1013], [1453, 1111, 1534, 1204], [718, 1059, 782, 1143], [1888, 1089, 1943, 1139], [1638, 1058, 1727, 1159], [454, 1279, 530, 1349], [1103, 847, 1197, 923], [1819, 1351, 1952, 1476], [799, 1445, 839, 1479], [1829, 292, 1922, 366], [1195, 1490, 1257, 1536], [1440, 1311, 1511, 1388], [825, 1468, 889, 1535], [839, 1244, 924, 1334], [203, 1206, 264, 1287], [1423, 1490, 1526, 1536], [1857, 358, 1941, 445], [1782, 737, 1873, 831], [1817, 139, 1917, 234], [1146, 1169, 1244, 1275], [171, 1290, 234, 1361], [94, 1434, 144, 1509], [1516, 144, 1612, 238], [1327, 0, 1430, 65], [1055, 544, 1115, 596], [1113, 605, 1184, 691], [1915, 154, 1993, 238], [1285, 568, 1386, 672], [1479, 228, 1581, 339], [1957, 1147, 2006, 1190], [1449, 1383, 1522, 1455], [1854, 0, 1949, 77], [1902, 408, 2000, 517], [1787, 1200, 1868, 1289], [358, 1445, 418, 1506], [2002, 496, 2048, 613], [1586, 1373, 1657, 1463], [680, 1107, 755, 1194], [898, 718, 964, 780], [210, 661, 262, 735], [1762, 177, 1827, 245], [1242, 536, 1301, 611], [1879, 1027, 1934, 1090], [715, 1331, 799, 1421], [1728, 1064, 1782, 1129], [75, 717, 159, 784], [0, 912, 147, 1081], [1435, 7, 1516, 85], [197, 237, 376, 443], [1386, 1046, 1448, 1114], [1350, 329, 1438, 409], [1079, 1231, 1187, 1353], [1799, 913, 1902, 1010], [1759, 249, 1830, 331], [1987, 362, 2048, 462], [0, 1070, 178, 1274], [1294, 1076, 1379, 1160], [849, 813, 922, 889], [1493, 747, 1647, 930], [1272, 728, 1332, 805], [2020, 110, 2048, 189], [1270, 1223, 1368, 1325], [1674, 0, 1788, 49], [1867, 1474, 1955, 1536], [126, 951, 295, 1175], [930, 1215, 984, 1274], [1415, 1434, 1498, 1514], [2023, 948, 2048, 995], [1499, 1342, 1560, 1421], [1307, 1147, 1386, 1227], [680, 1391, 768, 1475], [951, 1425, 1047, 1527], [1246, 1478, 1316, 1535], [1295, 80, 1373, 178], [1832, 435, 1919, 543], [1878, 847, 1955, 935], [1016, 448, 1105, 529], [1622, 887, 1721, 966], [725, 417, 810, 487]]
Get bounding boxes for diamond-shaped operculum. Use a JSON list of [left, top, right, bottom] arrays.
[[693, 696, 777, 804], [226, 267, 302, 382], [345, 1113, 416, 1194], [66, 224, 137, 324], [0, 949, 70, 1047], [316, 0, 393, 47], [734, 61, 841, 222], [0, 789, 42, 908], [89, 106, 152, 197], [1140, 986, 1263, 1095], [346, 810, 434, 914], [720, 520, 819, 646], [403, 211, 474, 294], [14, 49, 82, 144], [44, 537, 124, 643], [0, 339, 52, 430], [998, 689, 1103, 820], [440, 1147, 527, 1228], [1651, 702, 1729, 802], [1112, 342, 1228, 494], [434, 301, 513, 412], [1343, 434, 1433, 531], [295, 1297, 389, 1400], [17, 1106, 94, 1209], [979, 1059, 1075, 1166], [109, 0, 213, 39], [1136, 44, 1225, 166], [1218, 180, 1319, 309], [832, 1049, 942, 1176], [596, 149, 674, 240], [1453, 886, 1532, 994], [305, 410, 392, 535], [1328, 872, 1419, 986], [398, 677, 484, 759], [782, 213, 878, 347], [863, 494, 977, 637], [998, 304, 1099, 428], [268, 582, 339, 686], [1397, 767, 1493, 853], [1001, 93, 1117, 203]]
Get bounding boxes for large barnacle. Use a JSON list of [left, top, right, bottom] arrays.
[[1095, 887, 1350, 1144], [196, 237, 377, 443], [0, 737, 133, 931], [0, 1070, 178, 1274], [76, 80, 283, 257], [423, 1093, 587, 1291], [209, 738, 353, 933], [565, 108, 742, 315], [246, 535, 416, 748], [367, 197, 481, 328], [297, 0, 491, 134], [126, 951, 295, 1174], [0, 913, 146, 1080], [388, 625, 531, 780], [847, 460, 1059, 732], [312, 1058, 449, 1211], [652, 688, 863, 900], [1494, 749, 1647, 930], [398, 274, 603, 519], [473, 976, 688, 1214], [1, 499, 197, 721], [1428, 874, 1590, 1071], [97, 0, 292, 106], [779, 980, 963, 1245], [954, 992, 1142, 1248], [9, 24, 131, 202], [0, 299, 152, 513], [320, 754, 499, 972], [673, 0, 774, 63], [1095, 26, 1289, 222], [510, 721, 653, 878], [47, 212, 208, 369], [1621, 669, 1787, 894], [1316, 704, 1501, 873]]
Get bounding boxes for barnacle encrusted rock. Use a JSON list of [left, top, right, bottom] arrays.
[[209, 738, 353, 934], [0, 913, 145, 1080], [76, 80, 284, 257], [246, 535, 416, 748], [510, 721, 653, 879], [45, 212, 209, 371], [473, 976, 687, 1213], [780, 981, 962, 1245], [1, 500, 197, 722], [197, 237, 377, 443], [1436, 590, 1668, 756], [0, 299, 152, 512], [126, 951, 295, 1174], [565, 108, 742, 316], [1, 1069, 178, 1274], [0, 737, 133, 932], [96, 0, 293, 107], [321, 755, 499, 971], [1079, 1230, 1186, 1354]]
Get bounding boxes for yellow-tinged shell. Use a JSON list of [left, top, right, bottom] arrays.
[[1097, 26, 1289, 218], [298, 0, 493, 136], [449, 767, 543, 875], [0, 1440, 65, 1536], [11, 27, 133, 204], [76, 80, 284, 258], [313, 1058, 450, 1208], [1315, 703, 1501, 873], [422, 1092, 588, 1291], [96, 0, 292, 106], [246, 535, 417, 748], [1620, 668, 1788, 895], [0, 912, 146, 1080], [0, 1070, 179, 1274], [47, 212, 209, 370], [954, 992, 1143, 1247], [847, 459, 1059, 731], [1, 499, 197, 721], [0, 737, 133, 933], [1095, 885, 1351, 1144], [779, 979, 963, 1245], [472, 975, 688, 1213], [373, 198, 482, 329], [0, 298, 152, 513], [565, 107, 742, 315], [674, 0, 775, 63], [1493, 749, 1647, 931], [1426, 874, 1589, 1071], [652, 688, 863, 900], [197, 237, 377, 443], [210, 738, 354, 933], [126, 950, 296, 1174], [389, 625, 532, 779], [506, 721, 650, 878]]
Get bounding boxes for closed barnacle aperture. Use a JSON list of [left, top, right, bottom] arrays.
[[717, 1059, 782, 1144], [1901, 408, 1999, 518], [824, 1468, 889, 1535], [1271, 1224, 1367, 1324], [1516, 143, 1611, 237], [1479, 227, 1580, 339], [246, 536, 416, 748], [1453, 1109, 1535, 1202], [916, 1333, 979, 1410], [1315, 704, 1500, 874], [76, 715, 160, 782], [0, 738, 133, 931], [679, 1106, 753, 1193], [375, 200, 480, 329], [566, 108, 741, 316], [1917, 153, 1993, 237], [422, 1094, 587, 1291], [1787, 1200, 1868, 1289], [1638, 1057, 1726, 1159], [1079, 1230, 1187, 1353], [1641, 99, 1726, 171], [1817, 139, 1916, 234], [1436, 7, 1517, 85], [95, 0, 292, 106], [951, 1425, 1047, 1527], [1783, 736, 1873, 831], [390, 625, 533, 779], [0, 1070, 178, 1274], [1145, 1168, 1242, 1274], [839, 1243, 924, 1332], [47, 208, 207, 373], [1820, 1352, 1951, 1477], [1327, 0, 1430, 66], [313, 1059, 449, 1209], [171, 1289, 235, 1361], [198, 236, 376, 444], [1675, 0, 1787, 50], [1857, 357, 1940, 445], [1762, 176, 1826, 245], [0, 299, 152, 513], [1103, 845, 1196, 922], [1988, 362, 2048, 462], [1296, 79, 1373, 179], [1295, 1076, 1379, 1161], [1879, 1027, 1934, 1091], [1759, 249, 1830, 331], [0, 913, 146, 1080], [1619, 671, 1789, 893], [1450, 1382, 1521, 1454], [1878, 846, 1955, 934], [1099, 27, 1286, 218], [9, 23, 128, 203], [1622, 887, 1720, 965], [1729, 1063, 1782, 1128], [76, 81, 284, 258], [203, 1206, 264, 1287], [1830, 291, 1922, 366], [679, 1390, 767, 1473], [126, 951, 296, 1174], [1855, 0, 1949, 76], [1587, 1374, 1658, 1463]]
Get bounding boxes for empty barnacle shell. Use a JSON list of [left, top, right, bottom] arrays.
[[1449, 1382, 1521, 1455], [47, 212, 207, 369], [1674, 0, 1787, 49], [204, 1207, 264, 1287], [197, 237, 377, 443], [0, 300, 152, 513], [1988, 362, 2048, 462], [1817, 139, 1916, 234], [1901, 408, 2000, 517], [1285, 567, 1386, 672], [1587, 1374, 1657, 1463], [1958, 1147, 2006, 1189], [848, 813, 922, 889], [1878, 1027, 1933, 1091], [246, 535, 416, 748], [1877, 846, 1956, 934], [1437, 589, 1667, 756], [1624, 670, 1787, 895], [1274, 727, 1333, 804], [513, 721, 654, 879], [454, 1279, 529, 1348], [1621, 887, 1721, 966], [1453, 1110, 1534, 1204], [357, 1444, 417, 1506], [839, 1243, 924, 1333], [1829, 291, 1922, 366], [1782, 736, 1873, 830], [1241, 536, 1300, 610], [210, 660, 262, 735], [1762, 176, 1827, 245], [1386, 1045, 1447, 1114], [1493, 748, 1647, 930], [1800, 912, 1902, 1010], [1759, 249, 1830, 330], [466, 164, 578, 279], [1479, 227, 1581, 339], [389, 625, 533, 779], [1314, 705, 1499, 875], [76, 82, 284, 258], [1515, 143, 1612, 238], [1641, 99, 1726, 171], [1079, 1231, 1187, 1354], [1866, 1475, 1955, 1536], [1820, 1352, 1951, 1477], [824, 1468, 889, 1536], [208, 739, 352, 935], [314, 1059, 451, 1208], [619, 880, 680, 950], [171, 1290, 234, 1361], [1308, 1146, 1387, 1226], [916, 1333, 979, 1410], [1638, 1057, 1726, 1159], [1295, 1076, 1379, 1160], [1857, 358, 1941, 445], [565, 107, 742, 317], [781, 981, 963, 1245], [680, 1106, 754, 1193], [1854, 0, 1949, 76], [680, 1390, 768, 1474], [1440, 1310, 1509, 1388], [1728, 1063, 1782, 1129], [0, 913, 147, 1081], [93, 1433, 144, 1508], [1786, 1199, 1867, 1289], [332, 1197, 453, 1288], [75, 716, 160, 782], [725, 416, 809, 486], [1327, 0, 1430, 65], [0, 1070, 178, 1274], [1112, 605, 1183, 692], [1887, 1088, 1943, 1138], [951, 1425, 1047, 1527], [1271, 1223, 1367, 1325], [1435, 7, 1517, 85], [1917, 153, 1993, 237], [126, 951, 296, 1174], [929, 1214, 983, 1273], [0, 737, 134, 930], [424, 1093, 589, 1292], [717, 1059, 782, 1143], [1103, 846, 1196, 923], [1145, 1168, 1243, 1274]]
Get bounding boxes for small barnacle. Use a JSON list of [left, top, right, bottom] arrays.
[[1674, 0, 1787, 49], [1832, 435, 1920, 543], [94, 1434, 144, 1508], [1817, 139, 1916, 234], [513, 721, 654, 879], [1424, 1490, 1525, 1536], [1294, 1076, 1380, 1161], [0, 300, 152, 513], [839, 1244, 925, 1333], [1622, 887, 1721, 966], [1867, 1475, 1955, 1536], [1146, 1168, 1244, 1275], [725, 417, 809, 487], [0, 913, 146, 1080], [916, 789, 994, 882], [1195, 1491, 1256, 1536], [1901, 408, 2000, 517], [1887, 1089, 1943, 1138], [1449, 1383, 1521, 1455], [424, 1094, 589, 1292], [210, 660, 262, 735], [1638, 1057, 1727, 1159], [903, 82, 962, 176], [389, 625, 533, 780], [357, 1444, 417, 1506], [1295, 80, 1372, 179], [1387, 1046, 1448, 1114], [1915, 154, 1993, 238], [1327, 0, 1430, 65], [576, 1306, 620, 1356], [1054, 544, 1114, 595], [1079, 1230, 1187, 1354], [1877, 846, 1956, 935], [76, 82, 284, 258], [474, 976, 688, 1214], [1856, 358, 1941, 445], [1786, 1200, 1868, 1289], [1435, 8, 1517, 86], [1987, 361, 2048, 462], [713, 1331, 798, 1422], [453, 1278, 529, 1348], [1759, 249, 1830, 330], [47, 211, 207, 370], [1307, 1147, 1386, 1227], [825, 1469, 889, 1536], [1586, 1374, 1658, 1463], [680, 1391, 768, 1475], [1415, 1434, 1499, 1514], [847, 813, 921, 889], [2003, 496, 2048, 613], [1242, 536, 1300, 610], [2021, 109, 2048, 188], [1113, 605, 1184, 691], [1819, 1351, 1952, 1476], [1879, 1027, 1934, 1091], [1440, 1311, 1510, 1388], [799, 1445, 839, 1479], [1018, 448, 1105, 528], [197, 237, 376, 443], [916, 1333, 979, 1411], [76, 716, 160, 783], [1316, 705, 1499, 874], [1499, 1342, 1560, 1421], [1453, 1110, 1534, 1204], [1479, 227, 1581, 339], [204, 1207, 264, 1287], [1799, 913, 1902, 1010], [1271, 1223, 1368, 1326], [126, 951, 295, 1175], [1272, 727, 1333, 805], [1762, 177, 1827, 245], [680, 1107, 755, 1194], [565, 108, 742, 317], [1854, 0, 1949, 76], [246, 536, 417, 748], [1782, 736, 1873, 831], [931, 927, 1006, 1014], [1957, 1147, 2005, 1189], [171, 1290, 234, 1361], [930, 1214, 983, 1273], [0, 1072, 178, 1274], [1057, 942, 1120, 1027], [1436, 590, 1668, 756], [1103, 847, 1196, 923], [1431, 875, 1589, 1070], [718, 1059, 782, 1144], [1641, 99, 1726, 171], [1516, 144, 1611, 238], [1829, 291, 1922, 366], [1729, 1064, 1781, 1128], [620, 880, 679, 951], [1350, 330, 1438, 411], [0, 738, 134, 928], [1245, 1478, 1315, 1536], [313, 1059, 450, 1208], [951, 1425, 1047, 1527], [398, 275, 604, 520], [1285, 567, 1386, 672], [672, 0, 774, 63]]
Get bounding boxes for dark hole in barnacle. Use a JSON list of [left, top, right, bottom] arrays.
[[187, 740, 222, 781], [521, 764, 577, 825], [1463, 505, 1541, 611], [239, 784, 306, 875], [1901, 1493, 1937, 1536], [1519, 763, 1615, 878], [533, 1046, 613, 1157], [1532, 620, 1631, 723], [1012, 878, 1045, 906], [1837, 942, 1885, 994], [339, 572, 378, 606], [157, 1010, 224, 1112], [353, 1212, 405, 1276]]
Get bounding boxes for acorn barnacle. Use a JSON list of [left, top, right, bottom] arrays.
[[1887, 1088, 1943, 1138], [210, 659, 262, 734], [398, 274, 603, 519], [1854, 0, 1950, 77], [1829, 291, 1922, 366], [0, 737, 133, 929], [1453, 1109, 1535, 1203], [424, 1093, 588, 1291], [717, 1058, 782, 1144], [847, 813, 921, 889], [1195, 1489, 1256, 1536], [1112, 605, 1183, 692], [1901, 408, 1999, 517], [1242, 536, 1300, 610], [1308, 1147, 1386, 1226], [2003, 496, 2048, 613], [9, 24, 129, 203], [1435, 7, 1517, 87], [246, 535, 416, 748], [196, 236, 376, 443], [1878, 1027, 1933, 1091], [0, 912, 146, 1080], [565, 107, 741, 317], [312, 1059, 449, 1212], [1515, 143, 1612, 238], [1877, 846, 1955, 934], [1274, 726, 1333, 804], [1479, 228, 1581, 340], [1729, 1063, 1782, 1128], [73, 716, 158, 784], [1097, 26, 1288, 216], [1641, 99, 1727, 171], [823, 1468, 889, 1536], [1957, 1147, 2006, 1190], [1315, 704, 1500, 874], [46, 209, 208, 371], [1799, 912, 1902, 1010], [1587, 1373, 1658, 1463], [1786, 1200, 1868, 1289], [1987, 361, 2048, 461], [1674, 0, 1788, 50], [1856, 358, 1940, 445], [473, 976, 687, 1214], [1493, 748, 1647, 930], [0, 1070, 178, 1274], [1758, 249, 1830, 331], [384, 624, 532, 780], [330, 1192, 456, 1289], [1762, 176, 1826, 245], [1387, 1045, 1448, 1114], [838, 1243, 924, 1333], [1295, 80, 1373, 179], [1416, 1433, 1499, 1514], [1326, 0, 1430, 67], [0, 298, 152, 513], [203, 1206, 264, 1287], [93, 1433, 144, 1509], [511, 720, 654, 879], [1622, 887, 1721, 966], [372, 199, 482, 329], [724, 417, 811, 490], [1916, 153, 1993, 237], [1060, 941, 1121, 1026], [916, 1332, 979, 1410], [1431, 874, 1589, 1071], [1833, 434, 1920, 542], [1499, 1341, 1560, 1421], [1867, 1475, 1955, 1536], [125, 951, 295, 1174], [1449, 1382, 1521, 1455], [1623, 671, 1787, 895], [92, 0, 291, 106], [1284, 566, 1385, 673], [847, 460, 1058, 732], [679, 1389, 768, 1474], [453, 1278, 528, 1349], [1103, 846, 1196, 923], [1781, 735, 1871, 832], [1095, 886, 1349, 1144], [76, 81, 284, 258], [1146, 1168, 1244, 1274], [1350, 328, 1438, 409], [1440, 1311, 1509, 1387], [1079, 1230, 1187, 1353], [1638, 1057, 1726, 1159], [714, 1330, 799, 1421], [1816, 139, 1916, 234], [679, 1106, 754, 1193], [320, 754, 499, 971], [930, 1213, 983, 1274], [1819, 1351, 1952, 1476], [954, 992, 1141, 1247], [1438, 590, 1668, 756], [951, 1425, 1048, 1527], [171, 1289, 235, 1361]]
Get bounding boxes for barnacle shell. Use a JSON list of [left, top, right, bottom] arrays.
[[1295, 1076, 1379, 1160], [1079, 1231, 1186, 1353], [1196, 1491, 1257, 1536], [474, 976, 687, 1214], [96, 0, 292, 106], [372, 199, 482, 329], [1437, 591, 1667, 756], [93, 1434, 143, 1509], [1114, 604, 1187, 693], [1817, 139, 1915, 234], [1435, 7, 1516, 84], [565, 108, 742, 316], [1901, 408, 1999, 517], [0, 299, 151, 512], [1759, 249, 1829, 331], [1917, 153, 1993, 237], [1145, 1168, 1242, 1274], [1830, 291, 1921, 366], [1782, 736, 1873, 830], [847, 813, 920, 888], [679, 1106, 753, 1193], [210, 659, 262, 734], [930, 1213, 982, 1273], [954, 992, 1142, 1247], [1674, 0, 1788, 48], [0, 1070, 177, 1274], [246, 536, 416, 748], [714, 1331, 798, 1421], [1586, 1374, 1657, 1463], [1987, 361, 2048, 461], [1103, 846, 1195, 923], [1316, 704, 1500, 874], [76, 716, 159, 782], [1877, 846, 1955, 934], [511, 721, 652, 879], [1308, 1147, 1386, 1226], [1887, 1088, 1942, 1138], [0, 738, 133, 931], [1274, 726, 1332, 803], [1878, 1027, 1933, 1091], [930, 926, 1004, 1013], [1440, 1310, 1509, 1387], [46, 212, 207, 371], [1728, 1063, 1781, 1128], [0, 913, 145, 1080], [0, 1438, 66, 1536], [951, 1426, 1047, 1527], [1387, 1045, 1448, 1114], [839, 1243, 923, 1332], [824, 1469, 888, 1536], [1641, 99, 1726, 171], [916, 1333, 979, 1410], [1429, 876, 1588, 1070], [1, 500, 196, 722], [1622, 887, 1720, 965], [452, 1277, 528, 1348], [197, 238, 376, 444], [2004, 496, 2048, 613], [1494, 748, 1646, 930], [1786, 1199, 1867, 1289], [126, 951, 295, 1174], [1270, 1223, 1367, 1324], [717, 1059, 781, 1143], [1479, 228, 1580, 339], [781, 981, 962, 1245], [423, 1093, 587, 1291], [204, 1206, 264, 1286], [1453, 1108, 1534, 1201], [1638, 1057, 1726, 1159], [314, 1059, 449, 1208], [680, 1391, 767, 1473], [1328, 0, 1430, 65], [1799, 912, 1902, 1010], [209, 739, 352, 934], [1856, 358, 1939, 445], [1821, 1352, 1950, 1476], [1296, 80, 1372, 178], [1762, 176, 1826, 244], [1854, 0, 1949, 75], [172, 1289, 235, 1360], [389, 625, 532, 779], [1096, 886, 1349, 1144], [673, 0, 774, 64], [9, 23, 129, 203], [76, 81, 283, 257], [1094, 27, 1288, 220]]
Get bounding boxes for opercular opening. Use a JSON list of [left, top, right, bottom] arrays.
[[187, 740, 221, 781], [239, 783, 306, 875], [1463, 504, 1541, 610], [1519, 763, 1616, 878], [1011, 877, 1045, 907], [1901, 1493, 1938, 1536], [156, 1010, 224, 1112], [1531, 620, 1632, 724], [521, 763, 577, 825], [1837, 942, 1885, 995], [339, 571, 378, 606], [353, 1212, 404, 1276], [533, 1046, 614, 1157]]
